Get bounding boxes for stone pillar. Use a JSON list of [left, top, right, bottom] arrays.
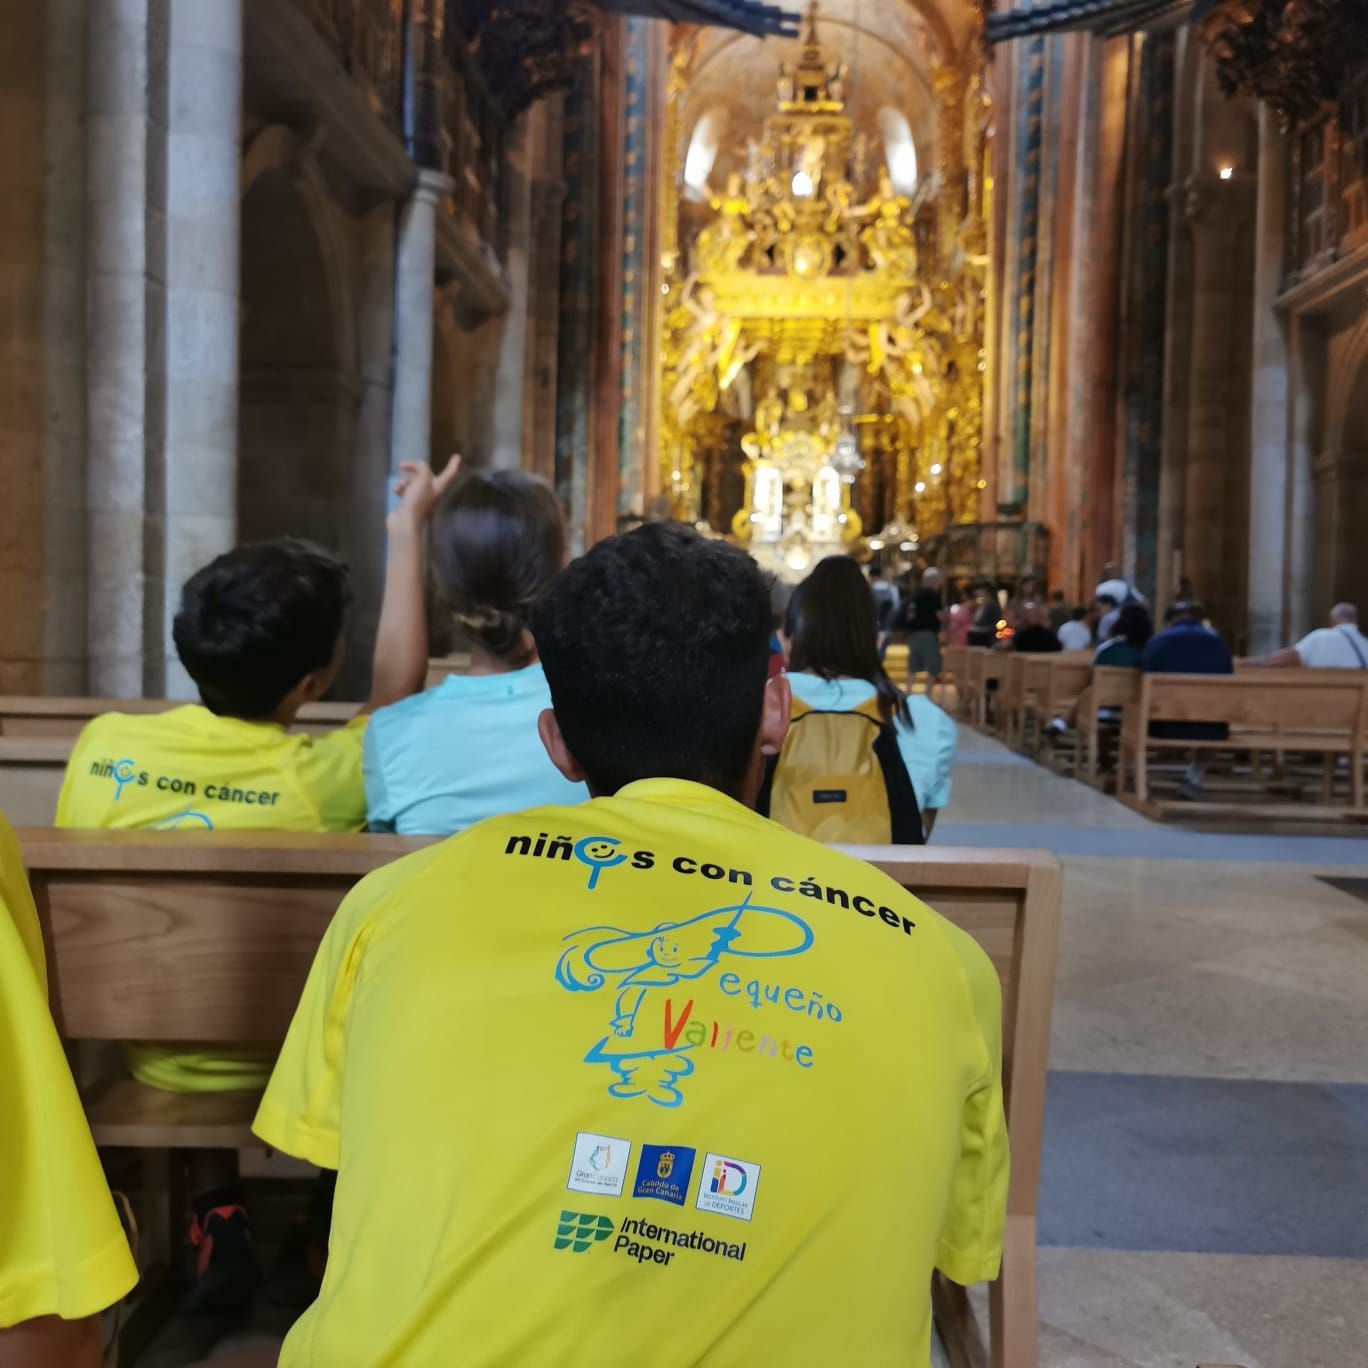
[[1285, 312, 1320, 640], [1180, 175, 1253, 614], [159, 0, 243, 696], [490, 117, 534, 470], [1245, 105, 1291, 654], [933, 66, 967, 268], [389, 169, 450, 470], [85, 0, 157, 696]]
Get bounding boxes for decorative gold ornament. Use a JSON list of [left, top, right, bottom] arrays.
[[656, 3, 991, 571]]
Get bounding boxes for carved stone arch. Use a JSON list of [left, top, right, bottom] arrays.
[[240, 124, 358, 380], [237, 121, 364, 577], [1313, 311, 1368, 612], [431, 294, 464, 470], [1326, 309, 1368, 454]]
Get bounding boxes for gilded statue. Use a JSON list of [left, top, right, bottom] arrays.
[[696, 174, 753, 275], [849, 170, 918, 275]]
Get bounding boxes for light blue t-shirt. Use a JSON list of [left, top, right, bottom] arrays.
[[364, 664, 588, 835], [784, 673, 958, 812]]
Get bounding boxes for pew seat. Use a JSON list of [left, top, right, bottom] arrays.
[[22, 828, 1060, 1368], [1117, 672, 1368, 818]]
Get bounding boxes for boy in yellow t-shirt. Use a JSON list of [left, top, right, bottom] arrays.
[[55, 457, 458, 1311], [0, 811, 137, 1365], [256, 524, 1008, 1367]]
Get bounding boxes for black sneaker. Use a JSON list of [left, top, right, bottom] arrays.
[[186, 1204, 262, 1313]]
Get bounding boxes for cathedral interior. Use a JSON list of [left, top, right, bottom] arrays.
[[6, 0, 1366, 693], [3, 2, 1368, 1366]]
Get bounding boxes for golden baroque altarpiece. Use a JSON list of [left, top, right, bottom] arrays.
[[656, 5, 992, 577]]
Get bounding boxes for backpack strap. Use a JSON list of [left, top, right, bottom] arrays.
[[872, 720, 924, 844], [1337, 625, 1368, 668]]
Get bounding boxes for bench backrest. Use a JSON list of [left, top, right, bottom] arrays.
[[23, 830, 1060, 1229], [1131, 672, 1368, 735], [941, 644, 969, 682], [1091, 665, 1140, 708], [0, 696, 358, 739], [1038, 655, 1093, 713]]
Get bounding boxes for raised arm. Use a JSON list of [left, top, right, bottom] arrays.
[[365, 456, 462, 714]]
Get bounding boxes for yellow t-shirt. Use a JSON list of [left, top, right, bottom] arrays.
[[0, 812, 138, 1326], [56, 705, 368, 833], [55, 704, 368, 1092], [256, 779, 1007, 1367]]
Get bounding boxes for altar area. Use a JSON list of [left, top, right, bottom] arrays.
[[656, 4, 992, 579]]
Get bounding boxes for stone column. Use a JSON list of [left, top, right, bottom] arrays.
[[1180, 174, 1253, 613], [85, 0, 156, 696], [389, 170, 450, 472], [490, 117, 535, 470], [1244, 105, 1291, 654], [1285, 312, 1320, 640], [159, 0, 243, 696]]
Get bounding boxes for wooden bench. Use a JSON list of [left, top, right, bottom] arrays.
[[840, 844, 1061, 1368], [961, 647, 1006, 730], [0, 700, 361, 826], [937, 643, 969, 712], [999, 655, 1028, 746], [1117, 672, 1368, 818], [884, 642, 910, 687], [0, 695, 358, 739], [25, 830, 1059, 1368], [1020, 654, 1093, 758], [1075, 667, 1140, 782]]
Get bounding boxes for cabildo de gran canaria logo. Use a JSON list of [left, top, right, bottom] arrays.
[[554, 1211, 614, 1253]]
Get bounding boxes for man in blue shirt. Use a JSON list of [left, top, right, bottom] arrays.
[[1141, 600, 1233, 798]]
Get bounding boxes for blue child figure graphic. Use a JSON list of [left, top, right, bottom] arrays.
[[555, 892, 813, 1107]]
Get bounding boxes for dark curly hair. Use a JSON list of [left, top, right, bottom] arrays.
[[173, 539, 351, 719], [532, 522, 772, 797], [433, 469, 565, 665]]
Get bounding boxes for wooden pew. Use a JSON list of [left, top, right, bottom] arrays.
[[25, 830, 1060, 1368], [1075, 667, 1140, 782], [0, 700, 361, 826], [999, 655, 1027, 746], [842, 844, 1061, 1368], [938, 643, 969, 713], [0, 695, 358, 739], [1020, 654, 1093, 758], [1117, 672, 1368, 818], [962, 647, 1006, 730], [884, 642, 910, 688]]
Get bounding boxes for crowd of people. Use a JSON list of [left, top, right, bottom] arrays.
[[5, 461, 989, 1368], [871, 560, 1365, 799]]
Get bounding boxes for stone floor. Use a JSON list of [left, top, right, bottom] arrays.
[[946, 724, 1368, 1368], [144, 723, 1368, 1366]]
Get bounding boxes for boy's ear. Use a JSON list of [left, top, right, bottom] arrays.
[[759, 675, 790, 757], [538, 708, 587, 784]]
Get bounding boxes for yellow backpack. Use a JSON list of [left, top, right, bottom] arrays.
[[758, 695, 924, 844]]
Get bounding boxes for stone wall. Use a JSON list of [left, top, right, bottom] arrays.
[[0, 0, 88, 692]]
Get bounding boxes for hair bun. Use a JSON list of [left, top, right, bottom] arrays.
[[455, 604, 527, 659]]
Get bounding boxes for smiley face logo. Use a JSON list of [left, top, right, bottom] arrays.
[[573, 835, 629, 891]]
